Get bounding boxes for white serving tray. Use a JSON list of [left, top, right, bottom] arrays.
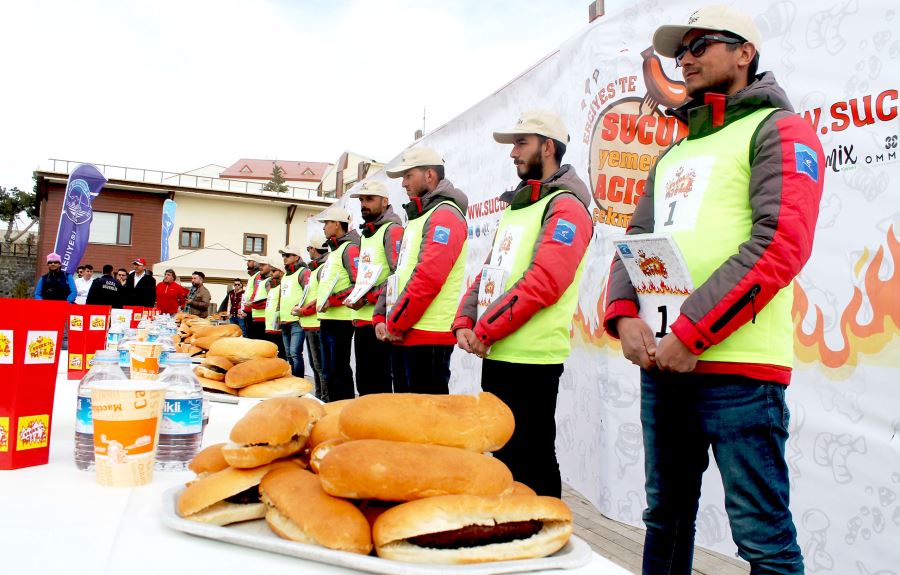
[[161, 487, 592, 575]]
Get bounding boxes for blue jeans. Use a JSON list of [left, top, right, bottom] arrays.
[[640, 370, 802, 575], [281, 321, 305, 377], [230, 316, 246, 337], [319, 320, 355, 401]]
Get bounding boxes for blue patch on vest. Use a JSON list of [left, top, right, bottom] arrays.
[[551, 219, 576, 246], [353, 257, 359, 268], [794, 143, 819, 182], [433, 226, 450, 245], [616, 243, 634, 258]]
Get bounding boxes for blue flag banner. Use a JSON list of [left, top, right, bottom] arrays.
[[53, 164, 108, 273], [161, 199, 177, 261]]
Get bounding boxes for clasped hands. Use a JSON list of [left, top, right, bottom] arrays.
[[615, 317, 697, 372]]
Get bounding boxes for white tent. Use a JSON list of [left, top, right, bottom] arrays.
[[152, 243, 248, 309]]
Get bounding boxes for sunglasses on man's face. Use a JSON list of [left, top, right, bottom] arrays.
[[674, 34, 744, 66]]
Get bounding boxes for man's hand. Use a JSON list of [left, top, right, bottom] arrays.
[[456, 328, 488, 358], [291, 305, 301, 317], [615, 317, 658, 370], [343, 297, 366, 310], [375, 322, 402, 343], [654, 333, 698, 373], [318, 299, 330, 312], [238, 309, 246, 319]]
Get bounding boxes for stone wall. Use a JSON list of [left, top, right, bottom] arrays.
[[0, 252, 38, 298]]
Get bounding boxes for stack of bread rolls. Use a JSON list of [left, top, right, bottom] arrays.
[[176, 392, 573, 564], [194, 338, 313, 398], [173, 319, 243, 359]]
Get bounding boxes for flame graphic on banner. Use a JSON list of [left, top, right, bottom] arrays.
[[793, 226, 900, 369], [574, 227, 900, 372]]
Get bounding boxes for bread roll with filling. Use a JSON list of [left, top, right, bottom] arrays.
[[198, 376, 238, 396], [308, 413, 341, 449], [188, 443, 229, 477], [222, 397, 324, 468], [373, 494, 573, 564], [208, 337, 278, 364], [237, 376, 313, 398], [177, 465, 272, 525], [225, 357, 291, 388]]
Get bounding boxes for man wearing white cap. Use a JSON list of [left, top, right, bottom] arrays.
[[374, 147, 468, 395], [246, 255, 272, 341], [263, 255, 287, 359], [315, 205, 360, 401], [346, 180, 404, 394], [453, 110, 592, 497], [295, 232, 331, 400], [238, 254, 263, 337], [278, 243, 309, 378], [604, 5, 823, 573]]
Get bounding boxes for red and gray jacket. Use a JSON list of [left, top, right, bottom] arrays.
[[321, 229, 361, 310], [374, 179, 468, 345], [453, 165, 593, 345], [604, 72, 825, 384], [354, 206, 404, 326], [298, 253, 330, 320]]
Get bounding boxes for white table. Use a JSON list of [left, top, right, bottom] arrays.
[[0, 357, 631, 574]]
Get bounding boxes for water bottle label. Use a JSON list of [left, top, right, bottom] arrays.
[[161, 398, 203, 434], [159, 350, 170, 366], [118, 349, 130, 366], [76, 395, 93, 433], [148, 333, 159, 342]]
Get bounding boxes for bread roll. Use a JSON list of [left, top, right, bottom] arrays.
[[225, 357, 291, 388], [338, 392, 514, 452], [318, 439, 514, 501], [509, 481, 537, 496], [194, 365, 225, 382], [198, 376, 238, 396], [191, 324, 243, 339], [309, 438, 343, 474], [323, 398, 353, 417], [223, 397, 324, 468], [188, 443, 229, 477], [260, 466, 372, 555], [176, 465, 271, 525], [208, 337, 278, 364], [308, 413, 341, 449], [237, 376, 313, 398], [373, 494, 573, 564]]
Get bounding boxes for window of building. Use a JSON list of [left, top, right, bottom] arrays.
[[243, 234, 267, 255], [179, 228, 204, 250], [89, 212, 132, 245]]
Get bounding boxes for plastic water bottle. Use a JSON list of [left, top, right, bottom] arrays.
[[106, 323, 124, 351], [117, 328, 137, 378], [75, 350, 127, 471], [155, 353, 205, 471], [158, 332, 175, 369]]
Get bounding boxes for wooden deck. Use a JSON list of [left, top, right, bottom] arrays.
[[561, 485, 749, 575]]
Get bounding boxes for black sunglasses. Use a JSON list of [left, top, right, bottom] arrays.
[[675, 34, 744, 66]]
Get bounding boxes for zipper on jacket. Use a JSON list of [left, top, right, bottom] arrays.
[[391, 297, 409, 324], [487, 296, 518, 324], [710, 284, 761, 333]]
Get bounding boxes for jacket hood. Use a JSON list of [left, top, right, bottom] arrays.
[[404, 179, 468, 220], [360, 205, 402, 237], [668, 72, 793, 126], [501, 164, 592, 210], [328, 229, 360, 249]]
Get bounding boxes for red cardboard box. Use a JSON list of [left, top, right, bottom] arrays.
[[66, 304, 112, 380], [0, 299, 70, 470]]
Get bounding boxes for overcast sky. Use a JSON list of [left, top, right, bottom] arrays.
[[1, 0, 607, 202]]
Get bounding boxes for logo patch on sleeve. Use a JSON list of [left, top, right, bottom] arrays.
[[551, 219, 576, 246], [794, 143, 819, 182], [433, 226, 450, 245]]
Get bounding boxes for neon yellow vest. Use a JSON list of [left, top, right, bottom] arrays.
[[264, 281, 280, 331], [394, 201, 468, 332], [351, 223, 394, 323], [652, 107, 792, 367], [299, 267, 321, 329], [279, 268, 303, 324], [251, 273, 269, 320], [486, 191, 587, 364], [317, 242, 353, 321]]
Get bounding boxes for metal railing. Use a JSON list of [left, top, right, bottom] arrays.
[[42, 159, 336, 204], [0, 242, 37, 257]]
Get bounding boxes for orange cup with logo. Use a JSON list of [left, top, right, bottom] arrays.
[[130, 342, 162, 380], [90, 381, 166, 487]]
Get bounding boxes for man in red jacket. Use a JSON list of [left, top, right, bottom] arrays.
[[155, 269, 187, 315], [374, 147, 468, 394]]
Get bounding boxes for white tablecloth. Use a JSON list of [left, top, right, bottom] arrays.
[[0, 358, 630, 574]]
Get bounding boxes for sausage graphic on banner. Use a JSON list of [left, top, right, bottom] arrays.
[[52, 163, 108, 273]]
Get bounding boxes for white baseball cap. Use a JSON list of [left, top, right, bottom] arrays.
[[350, 180, 389, 198], [315, 205, 351, 223], [493, 110, 570, 144], [653, 5, 762, 58], [245, 253, 265, 262], [267, 256, 285, 272], [385, 147, 444, 178], [306, 231, 328, 251]]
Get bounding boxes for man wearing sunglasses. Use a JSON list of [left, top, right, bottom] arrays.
[[604, 6, 824, 575]]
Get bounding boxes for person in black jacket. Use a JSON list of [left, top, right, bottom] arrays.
[[125, 257, 156, 307], [86, 264, 123, 308], [34, 252, 77, 302]]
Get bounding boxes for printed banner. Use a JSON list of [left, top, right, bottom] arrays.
[[52, 163, 107, 273], [350, 2, 900, 570], [161, 199, 177, 261]]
